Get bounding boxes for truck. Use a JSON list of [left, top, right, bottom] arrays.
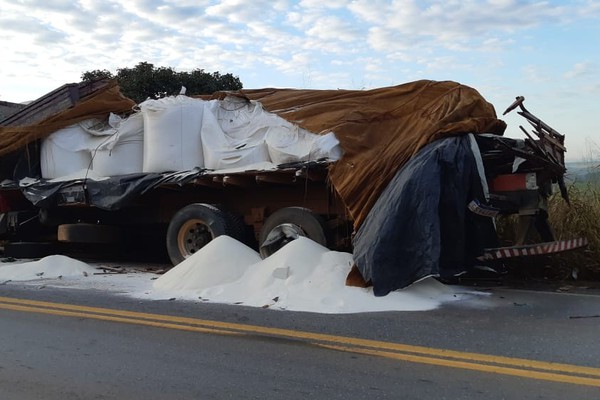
[[0, 79, 587, 292]]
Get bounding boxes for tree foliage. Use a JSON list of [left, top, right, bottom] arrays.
[[81, 62, 243, 103]]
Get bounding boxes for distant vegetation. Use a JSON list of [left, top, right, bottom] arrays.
[[81, 62, 243, 103], [565, 162, 600, 186]]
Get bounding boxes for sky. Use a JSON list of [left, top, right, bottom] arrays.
[[0, 0, 599, 161]]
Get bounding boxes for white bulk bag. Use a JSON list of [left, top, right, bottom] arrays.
[[139, 96, 204, 173], [308, 132, 343, 162], [265, 122, 320, 165], [201, 100, 271, 170], [40, 123, 95, 179], [93, 137, 144, 176], [92, 113, 144, 176], [208, 96, 263, 137]]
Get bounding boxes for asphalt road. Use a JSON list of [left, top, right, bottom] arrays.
[[0, 283, 599, 399]]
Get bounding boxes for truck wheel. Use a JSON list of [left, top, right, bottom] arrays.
[[166, 203, 231, 266], [259, 207, 328, 258]]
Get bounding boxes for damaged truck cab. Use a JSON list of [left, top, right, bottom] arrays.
[[476, 97, 586, 260]]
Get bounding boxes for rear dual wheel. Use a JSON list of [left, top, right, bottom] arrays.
[[166, 204, 330, 265], [166, 203, 244, 266], [258, 207, 328, 258]]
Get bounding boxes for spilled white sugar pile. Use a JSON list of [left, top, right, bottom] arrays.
[[154, 236, 263, 290], [0, 255, 96, 281], [153, 236, 468, 313]]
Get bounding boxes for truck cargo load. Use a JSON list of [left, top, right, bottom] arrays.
[[0, 79, 585, 295]]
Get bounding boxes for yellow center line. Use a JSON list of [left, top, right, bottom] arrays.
[[0, 302, 242, 337], [1, 295, 599, 387], [316, 344, 600, 388]]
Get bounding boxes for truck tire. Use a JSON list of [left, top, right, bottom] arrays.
[[214, 206, 246, 243], [166, 203, 232, 266], [259, 207, 328, 258]]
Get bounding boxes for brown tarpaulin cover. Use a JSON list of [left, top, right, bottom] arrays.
[[211, 80, 506, 228], [0, 82, 136, 157]]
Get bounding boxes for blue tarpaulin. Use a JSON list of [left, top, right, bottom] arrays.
[[352, 135, 498, 296]]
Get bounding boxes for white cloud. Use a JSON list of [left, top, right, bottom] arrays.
[[347, 0, 390, 23], [575, 0, 600, 18], [350, 0, 570, 53], [365, 61, 383, 72], [205, 0, 284, 24], [305, 15, 361, 42], [522, 64, 551, 84], [299, 0, 348, 9], [564, 62, 596, 79]]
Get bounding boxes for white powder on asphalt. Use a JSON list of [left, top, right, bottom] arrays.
[[0, 255, 96, 281]]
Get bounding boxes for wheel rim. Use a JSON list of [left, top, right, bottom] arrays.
[[177, 219, 214, 259], [260, 223, 306, 257]]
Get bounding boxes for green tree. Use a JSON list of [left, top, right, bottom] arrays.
[[81, 69, 113, 82], [81, 62, 243, 103]]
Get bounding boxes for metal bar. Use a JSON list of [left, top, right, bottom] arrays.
[[478, 237, 588, 261], [517, 110, 565, 142], [525, 119, 567, 151], [519, 126, 549, 157]]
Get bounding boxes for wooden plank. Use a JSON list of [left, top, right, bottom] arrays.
[[190, 177, 223, 188], [525, 119, 566, 150], [0, 79, 113, 127], [295, 168, 328, 182], [255, 172, 297, 185], [222, 175, 256, 187], [1, 84, 78, 126]]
